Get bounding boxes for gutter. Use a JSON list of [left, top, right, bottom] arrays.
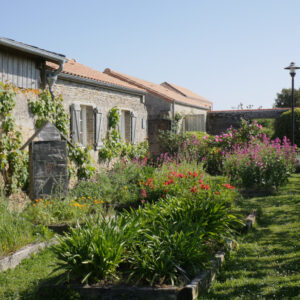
[[57, 72, 147, 97]]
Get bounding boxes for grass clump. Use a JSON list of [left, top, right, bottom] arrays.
[[0, 199, 52, 257]]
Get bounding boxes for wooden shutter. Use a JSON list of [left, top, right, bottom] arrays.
[[70, 104, 81, 144], [94, 106, 103, 150], [131, 112, 137, 144], [119, 111, 125, 140]]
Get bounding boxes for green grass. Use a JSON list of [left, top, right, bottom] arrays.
[[200, 174, 300, 299], [0, 249, 61, 300]]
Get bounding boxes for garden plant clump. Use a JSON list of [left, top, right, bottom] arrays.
[[52, 163, 243, 286]]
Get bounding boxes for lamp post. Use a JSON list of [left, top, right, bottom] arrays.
[[284, 62, 300, 146]]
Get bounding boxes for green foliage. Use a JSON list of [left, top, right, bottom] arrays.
[[70, 161, 153, 206], [68, 146, 96, 180], [52, 215, 128, 283], [28, 90, 69, 136], [108, 107, 120, 129], [274, 88, 300, 108], [53, 168, 242, 286], [0, 82, 29, 195], [254, 118, 275, 138], [274, 108, 300, 146], [25, 196, 104, 226]]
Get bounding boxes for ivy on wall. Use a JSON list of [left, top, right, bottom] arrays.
[[0, 82, 29, 195], [28, 90, 96, 180]]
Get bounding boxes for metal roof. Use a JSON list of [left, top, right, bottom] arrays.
[[0, 37, 66, 63]]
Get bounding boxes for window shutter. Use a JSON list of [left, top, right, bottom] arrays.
[[94, 106, 103, 150], [70, 104, 81, 144], [119, 111, 125, 140], [131, 112, 137, 144]]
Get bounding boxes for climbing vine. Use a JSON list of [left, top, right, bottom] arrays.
[[0, 82, 29, 195], [28, 90, 95, 180], [99, 107, 148, 162]]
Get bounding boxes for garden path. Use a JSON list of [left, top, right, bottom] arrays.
[[199, 174, 300, 299]]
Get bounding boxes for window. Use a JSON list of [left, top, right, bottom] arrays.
[[184, 114, 205, 132], [119, 110, 137, 144], [70, 104, 103, 149]]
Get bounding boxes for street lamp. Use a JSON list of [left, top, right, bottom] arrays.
[[284, 62, 300, 146]]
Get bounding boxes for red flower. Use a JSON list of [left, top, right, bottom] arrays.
[[191, 186, 197, 193], [214, 191, 220, 195], [199, 179, 203, 184], [188, 171, 192, 176], [141, 199, 146, 203], [193, 171, 198, 177], [200, 184, 210, 190], [178, 173, 184, 178], [222, 183, 235, 190]]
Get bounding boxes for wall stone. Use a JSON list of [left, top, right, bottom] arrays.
[[206, 108, 289, 135]]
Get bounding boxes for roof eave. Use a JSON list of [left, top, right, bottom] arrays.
[[174, 100, 211, 111], [0, 37, 66, 64], [58, 72, 146, 96]]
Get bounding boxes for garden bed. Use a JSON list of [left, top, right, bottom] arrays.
[[39, 252, 226, 300]]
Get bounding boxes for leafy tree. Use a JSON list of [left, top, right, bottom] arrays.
[[274, 108, 300, 146], [274, 88, 300, 108]]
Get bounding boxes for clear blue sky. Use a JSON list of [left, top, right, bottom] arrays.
[[2, 0, 300, 110]]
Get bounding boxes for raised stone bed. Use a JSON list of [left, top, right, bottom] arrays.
[[39, 251, 226, 300], [0, 239, 56, 272]]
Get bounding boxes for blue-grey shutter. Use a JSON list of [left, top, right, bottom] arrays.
[[70, 104, 81, 144], [131, 112, 137, 144], [94, 106, 103, 150]]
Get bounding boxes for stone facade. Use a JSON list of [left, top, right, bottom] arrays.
[[53, 79, 147, 146], [11, 78, 147, 160]]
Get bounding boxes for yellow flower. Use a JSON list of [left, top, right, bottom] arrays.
[[124, 186, 128, 190], [100, 200, 104, 204]]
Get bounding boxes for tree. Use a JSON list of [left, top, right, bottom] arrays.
[[274, 108, 300, 146], [274, 88, 300, 108]]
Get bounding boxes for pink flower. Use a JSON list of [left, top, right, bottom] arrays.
[[141, 189, 147, 198]]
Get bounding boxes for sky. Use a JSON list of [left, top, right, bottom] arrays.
[[1, 0, 300, 110]]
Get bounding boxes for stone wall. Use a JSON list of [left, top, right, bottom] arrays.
[[206, 108, 289, 135]]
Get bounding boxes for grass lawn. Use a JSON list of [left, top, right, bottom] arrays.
[[200, 174, 300, 299]]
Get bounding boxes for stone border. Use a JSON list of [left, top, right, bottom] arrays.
[[0, 239, 57, 272]]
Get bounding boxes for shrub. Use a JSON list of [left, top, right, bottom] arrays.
[[274, 108, 300, 147], [223, 136, 297, 189]]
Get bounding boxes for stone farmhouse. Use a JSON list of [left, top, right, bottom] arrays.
[[104, 69, 212, 152], [0, 37, 211, 154]]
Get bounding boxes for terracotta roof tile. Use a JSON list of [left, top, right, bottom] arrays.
[[46, 60, 145, 93], [104, 69, 212, 109], [161, 82, 212, 105]]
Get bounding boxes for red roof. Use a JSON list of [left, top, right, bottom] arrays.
[[46, 59, 145, 93], [104, 68, 212, 109]]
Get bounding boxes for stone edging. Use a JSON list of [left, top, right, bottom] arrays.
[[0, 238, 57, 272]]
